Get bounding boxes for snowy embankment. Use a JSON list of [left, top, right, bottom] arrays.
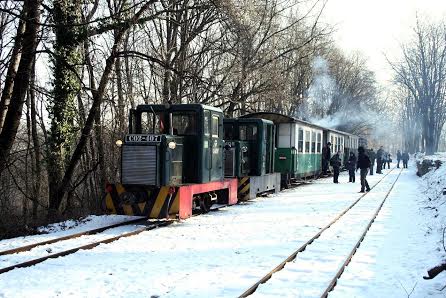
[[416, 152, 446, 271], [0, 161, 445, 297]]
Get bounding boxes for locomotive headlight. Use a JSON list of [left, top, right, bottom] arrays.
[[168, 141, 176, 149], [115, 139, 123, 147]]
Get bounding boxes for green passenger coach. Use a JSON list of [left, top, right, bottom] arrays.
[[239, 113, 323, 186]]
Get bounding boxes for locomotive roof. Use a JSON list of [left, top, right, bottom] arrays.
[[136, 103, 223, 113], [240, 112, 358, 137]]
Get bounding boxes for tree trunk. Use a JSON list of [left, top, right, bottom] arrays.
[[47, 0, 82, 215], [0, 0, 41, 173], [0, 13, 26, 133], [30, 62, 41, 219]]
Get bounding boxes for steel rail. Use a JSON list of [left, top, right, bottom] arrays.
[[0, 203, 229, 275], [239, 167, 397, 298], [0, 220, 174, 275], [0, 217, 149, 256], [320, 168, 403, 297]]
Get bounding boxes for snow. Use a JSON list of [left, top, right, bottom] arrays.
[[0, 161, 445, 298]]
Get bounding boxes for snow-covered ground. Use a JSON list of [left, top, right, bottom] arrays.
[[0, 161, 444, 298]]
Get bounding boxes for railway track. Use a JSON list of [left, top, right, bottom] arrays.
[[0, 219, 174, 275], [0, 217, 148, 256], [0, 203, 228, 275], [239, 167, 403, 297]]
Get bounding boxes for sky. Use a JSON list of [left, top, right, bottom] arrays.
[[321, 0, 446, 86]]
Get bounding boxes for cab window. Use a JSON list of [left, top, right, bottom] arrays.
[[204, 111, 210, 136], [140, 111, 164, 134], [240, 125, 257, 141], [224, 123, 235, 140], [212, 115, 220, 137], [172, 112, 197, 135]]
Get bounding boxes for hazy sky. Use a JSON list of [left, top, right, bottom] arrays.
[[322, 0, 446, 85]]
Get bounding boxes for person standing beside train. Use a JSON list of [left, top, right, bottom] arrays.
[[386, 152, 391, 169], [347, 152, 357, 182], [322, 142, 331, 175], [402, 151, 410, 168], [396, 150, 402, 168], [376, 146, 384, 174], [330, 150, 341, 183], [368, 148, 376, 175], [356, 146, 371, 193]]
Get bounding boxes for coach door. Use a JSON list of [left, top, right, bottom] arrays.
[[209, 112, 223, 181], [203, 110, 211, 182]]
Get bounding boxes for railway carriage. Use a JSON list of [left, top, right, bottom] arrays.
[[240, 112, 364, 184], [240, 112, 324, 185], [324, 129, 349, 167]]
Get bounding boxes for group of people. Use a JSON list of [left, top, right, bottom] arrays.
[[324, 143, 410, 193]]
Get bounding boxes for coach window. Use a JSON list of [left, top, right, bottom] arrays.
[[305, 130, 310, 153], [311, 131, 316, 153], [298, 128, 304, 153], [317, 133, 322, 153]]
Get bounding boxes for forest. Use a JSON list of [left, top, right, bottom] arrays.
[[0, 0, 444, 236]]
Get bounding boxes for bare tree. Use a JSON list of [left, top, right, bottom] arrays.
[[389, 18, 446, 154]]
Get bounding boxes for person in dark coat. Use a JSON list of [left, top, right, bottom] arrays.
[[368, 148, 376, 175], [330, 150, 341, 183], [376, 146, 384, 173], [386, 153, 391, 169], [396, 150, 402, 168], [322, 142, 331, 175], [402, 151, 409, 168], [356, 146, 371, 193], [382, 151, 388, 169], [347, 152, 357, 182]]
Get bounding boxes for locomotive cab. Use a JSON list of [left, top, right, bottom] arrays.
[[223, 118, 280, 200], [122, 104, 224, 187]]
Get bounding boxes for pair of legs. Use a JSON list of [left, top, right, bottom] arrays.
[[369, 165, 374, 175], [322, 160, 328, 175], [376, 160, 382, 173], [403, 160, 408, 168], [360, 168, 370, 192], [333, 167, 340, 183], [348, 169, 355, 182]]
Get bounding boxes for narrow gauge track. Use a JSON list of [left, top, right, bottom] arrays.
[[0, 204, 227, 275], [0, 220, 173, 275], [0, 217, 148, 256], [239, 167, 402, 298]]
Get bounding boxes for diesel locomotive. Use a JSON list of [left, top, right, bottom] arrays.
[[104, 104, 364, 219]]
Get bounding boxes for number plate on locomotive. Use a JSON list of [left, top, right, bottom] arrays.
[[125, 134, 161, 142]]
